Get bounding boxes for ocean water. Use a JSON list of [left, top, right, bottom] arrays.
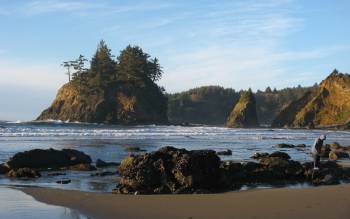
[[0, 121, 350, 192]]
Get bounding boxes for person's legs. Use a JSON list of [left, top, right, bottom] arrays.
[[313, 154, 320, 169]]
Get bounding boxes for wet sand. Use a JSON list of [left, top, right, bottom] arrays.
[[21, 184, 350, 219]]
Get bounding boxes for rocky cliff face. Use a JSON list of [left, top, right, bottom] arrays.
[[226, 91, 259, 128], [272, 70, 350, 128], [37, 81, 168, 124]]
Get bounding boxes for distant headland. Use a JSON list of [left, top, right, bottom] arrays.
[[37, 41, 350, 129]]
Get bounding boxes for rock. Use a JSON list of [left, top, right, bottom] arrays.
[[124, 146, 146, 152], [320, 144, 331, 158], [259, 157, 303, 180], [115, 146, 221, 194], [90, 171, 118, 177], [5, 148, 92, 170], [330, 142, 350, 152], [276, 143, 295, 148], [0, 163, 10, 174], [216, 149, 232, 156], [226, 90, 259, 128], [47, 172, 66, 176], [96, 159, 120, 168], [269, 151, 291, 160], [296, 144, 306, 148], [272, 70, 350, 128], [251, 152, 269, 159], [36, 51, 169, 125], [329, 151, 349, 160], [56, 179, 71, 184], [303, 161, 343, 185], [7, 168, 41, 178], [68, 163, 97, 171]]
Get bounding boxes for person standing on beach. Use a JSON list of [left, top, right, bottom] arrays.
[[311, 135, 326, 170]]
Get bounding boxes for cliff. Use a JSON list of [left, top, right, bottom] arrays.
[[226, 90, 259, 128], [37, 81, 168, 124], [272, 70, 350, 128]]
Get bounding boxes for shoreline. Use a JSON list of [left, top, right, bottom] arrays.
[[20, 184, 350, 219]]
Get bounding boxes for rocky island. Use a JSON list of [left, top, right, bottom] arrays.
[[37, 41, 168, 125]]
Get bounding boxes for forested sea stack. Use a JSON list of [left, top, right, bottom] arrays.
[[226, 90, 259, 128], [37, 41, 168, 124], [272, 70, 350, 129]]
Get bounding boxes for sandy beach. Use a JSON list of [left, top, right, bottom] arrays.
[[21, 184, 350, 219]]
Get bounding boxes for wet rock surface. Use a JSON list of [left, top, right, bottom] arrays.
[[115, 147, 350, 194], [5, 148, 92, 170], [7, 168, 41, 178], [216, 149, 232, 156], [96, 159, 120, 168]]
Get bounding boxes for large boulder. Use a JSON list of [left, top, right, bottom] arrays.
[[302, 161, 343, 185], [114, 146, 222, 194], [5, 148, 92, 170], [226, 90, 259, 128]]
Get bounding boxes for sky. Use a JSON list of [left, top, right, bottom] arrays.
[[0, 0, 350, 121]]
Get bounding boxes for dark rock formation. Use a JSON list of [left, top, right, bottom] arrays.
[[114, 146, 221, 194], [0, 163, 10, 174], [67, 163, 97, 171], [114, 147, 350, 194], [251, 151, 290, 160], [124, 146, 146, 152], [96, 159, 120, 168], [272, 70, 350, 128], [7, 168, 41, 178], [226, 90, 259, 128], [216, 149, 232, 156], [276, 143, 295, 148], [56, 179, 71, 184], [5, 148, 92, 170]]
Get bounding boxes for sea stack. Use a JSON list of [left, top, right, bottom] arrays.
[[272, 70, 350, 129], [37, 42, 168, 125], [226, 90, 259, 128]]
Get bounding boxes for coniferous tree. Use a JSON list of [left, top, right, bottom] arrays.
[[89, 40, 115, 87]]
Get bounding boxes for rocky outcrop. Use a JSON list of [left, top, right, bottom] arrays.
[[7, 168, 41, 178], [272, 70, 350, 128], [5, 148, 92, 170], [37, 81, 168, 125], [114, 147, 221, 194], [96, 159, 120, 168], [226, 91, 259, 128]]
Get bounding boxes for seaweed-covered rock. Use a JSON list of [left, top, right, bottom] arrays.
[[276, 143, 295, 148], [5, 148, 92, 170], [114, 146, 221, 194], [7, 168, 41, 178]]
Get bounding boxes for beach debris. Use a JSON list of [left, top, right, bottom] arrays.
[[5, 148, 92, 170], [56, 179, 71, 184], [96, 159, 120, 168], [216, 149, 232, 156], [7, 168, 41, 178]]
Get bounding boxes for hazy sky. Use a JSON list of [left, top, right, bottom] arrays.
[[0, 0, 350, 121]]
